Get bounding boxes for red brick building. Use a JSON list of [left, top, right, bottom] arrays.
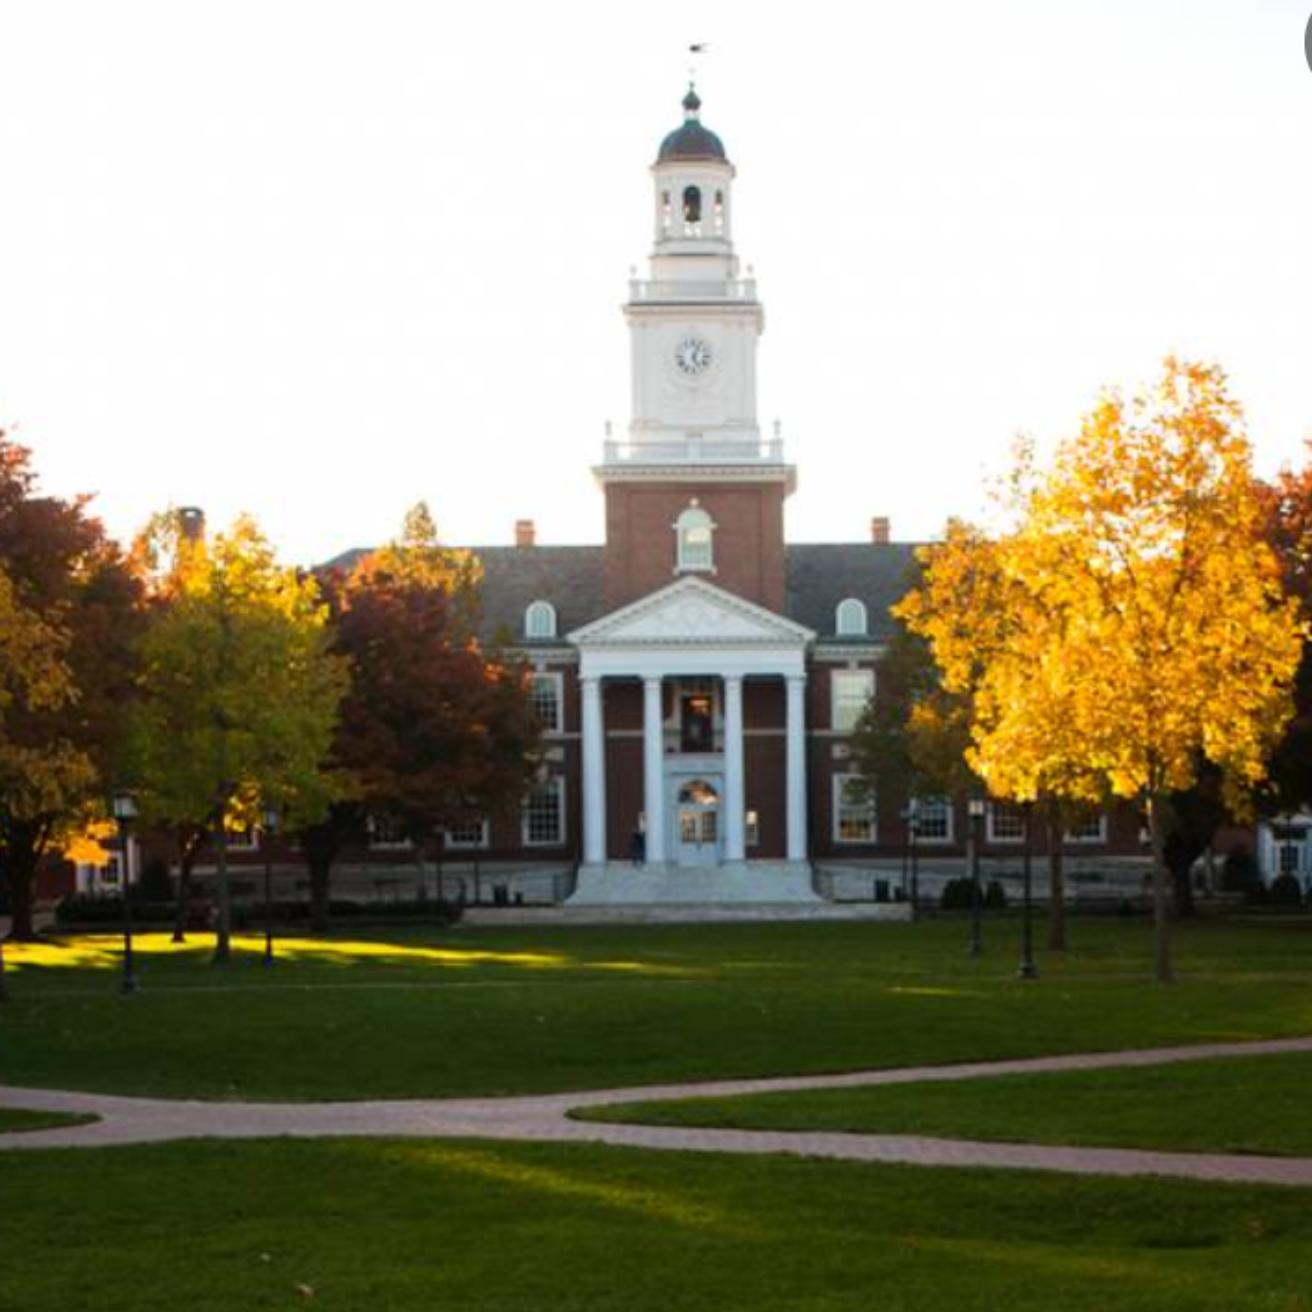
[[67, 88, 1161, 915], [316, 87, 1152, 909]]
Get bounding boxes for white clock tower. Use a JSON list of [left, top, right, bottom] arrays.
[[599, 87, 794, 490]]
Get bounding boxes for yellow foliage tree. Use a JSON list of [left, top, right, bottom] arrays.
[[898, 517, 1106, 949], [905, 359, 1304, 981]]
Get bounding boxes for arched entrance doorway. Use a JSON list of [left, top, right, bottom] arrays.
[[675, 777, 722, 868]]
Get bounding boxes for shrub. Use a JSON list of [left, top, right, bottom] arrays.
[[1267, 873, 1304, 907], [55, 894, 176, 926], [984, 878, 1008, 910], [1222, 844, 1261, 894], [138, 856, 173, 903], [939, 878, 977, 911]]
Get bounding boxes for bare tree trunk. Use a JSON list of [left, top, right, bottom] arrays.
[[1147, 794, 1173, 984], [172, 827, 204, 944], [1047, 811, 1067, 951], [309, 857, 333, 934], [213, 820, 232, 965], [1, 823, 45, 941]]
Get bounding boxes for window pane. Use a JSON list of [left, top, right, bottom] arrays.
[[523, 779, 564, 846], [831, 669, 874, 731], [530, 674, 562, 732], [915, 797, 952, 842], [835, 774, 876, 844]]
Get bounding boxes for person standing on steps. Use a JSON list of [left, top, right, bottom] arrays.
[[630, 813, 647, 868]]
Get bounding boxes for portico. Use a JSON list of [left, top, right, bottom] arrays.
[[569, 577, 815, 901]]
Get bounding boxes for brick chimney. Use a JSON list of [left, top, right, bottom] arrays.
[[178, 506, 206, 544], [514, 519, 536, 549], [869, 516, 891, 545]]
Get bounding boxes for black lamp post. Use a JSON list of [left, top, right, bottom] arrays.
[[1018, 801, 1039, 980], [112, 792, 139, 995], [968, 798, 986, 958], [262, 804, 280, 967], [908, 799, 921, 915]]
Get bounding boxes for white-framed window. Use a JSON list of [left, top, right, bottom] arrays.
[[833, 774, 877, 845], [914, 796, 954, 844], [445, 820, 490, 851], [1065, 813, 1107, 844], [675, 504, 716, 573], [367, 814, 412, 850], [530, 671, 563, 733], [830, 668, 875, 732], [987, 804, 1027, 844], [525, 600, 557, 640], [835, 598, 868, 637], [522, 776, 566, 847]]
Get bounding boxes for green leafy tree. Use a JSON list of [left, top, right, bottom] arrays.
[[126, 515, 349, 961]]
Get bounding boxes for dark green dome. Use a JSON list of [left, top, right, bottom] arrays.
[[657, 86, 727, 163]]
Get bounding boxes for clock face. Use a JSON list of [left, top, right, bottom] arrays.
[[674, 336, 714, 377]]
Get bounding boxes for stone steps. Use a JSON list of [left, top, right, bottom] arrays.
[[461, 902, 913, 925], [567, 861, 822, 907]]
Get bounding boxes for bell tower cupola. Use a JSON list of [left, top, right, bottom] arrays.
[[650, 86, 736, 282], [598, 85, 794, 613], [599, 85, 794, 493]]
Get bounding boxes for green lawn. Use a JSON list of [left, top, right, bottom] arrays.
[[579, 1051, 1312, 1156], [2, 1137, 1311, 1312], [0, 1108, 96, 1134], [2, 917, 1312, 1100]]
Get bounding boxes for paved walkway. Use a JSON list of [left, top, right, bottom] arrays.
[[4, 1036, 1312, 1185]]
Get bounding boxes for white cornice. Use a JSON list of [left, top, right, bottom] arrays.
[[569, 575, 815, 651]]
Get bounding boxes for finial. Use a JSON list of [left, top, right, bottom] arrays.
[[682, 82, 701, 119]]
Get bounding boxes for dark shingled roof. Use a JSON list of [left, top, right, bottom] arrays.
[[321, 542, 920, 645], [320, 545, 607, 645], [658, 120, 727, 163], [475, 546, 606, 642], [785, 543, 922, 642]]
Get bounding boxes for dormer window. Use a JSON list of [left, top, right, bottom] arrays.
[[525, 600, 557, 640], [675, 503, 716, 573], [836, 598, 868, 637]]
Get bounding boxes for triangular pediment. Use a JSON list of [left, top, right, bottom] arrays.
[[569, 576, 814, 649]]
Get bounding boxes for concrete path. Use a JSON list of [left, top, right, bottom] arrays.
[[4, 1035, 1312, 1186]]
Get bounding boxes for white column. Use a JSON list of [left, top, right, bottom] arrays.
[[581, 676, 606, 866], [723, 674, 746, 862], [643, 676, 667, 865], [786, 673, 808, 863]]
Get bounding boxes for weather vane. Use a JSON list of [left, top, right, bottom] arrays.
[[688, 41, 708, 87]]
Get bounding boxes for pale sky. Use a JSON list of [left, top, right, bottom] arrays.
[[1, 0, 1309, 564]]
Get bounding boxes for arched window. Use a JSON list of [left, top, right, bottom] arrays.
[[713, 189, 725, 234], [836, 598, 868, 636], [675, 504, 716, 572], [682, 185, 702, 224], [525, 600, 557, 640]]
